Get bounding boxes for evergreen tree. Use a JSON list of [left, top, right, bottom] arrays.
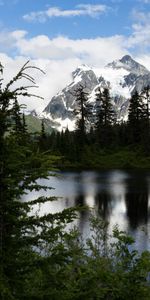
[[0, 62, 77, 299], [96, 87, 116, 128], [12, 99, 23, 134], [128, 91, 144, 124], [140, 86, 150, 122], [139, 86, 150, 152], [128, 90, 147, 144], [41, 119, 46, 137], [73, 85, 91, 141], [38, 119, 47, 151], [22, 113, 28, 135], [95, 87, 116, 147]]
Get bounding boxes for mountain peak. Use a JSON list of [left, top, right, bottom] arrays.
[[107, 55, 149, 75], [73, 64, 91, 75], [120, 55, 134, 64]]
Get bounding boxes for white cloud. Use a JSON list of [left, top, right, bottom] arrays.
[[135, 54, 150, 70], [0, 27, 150, 113], [11, 30, 27, 39], [23, 4, 110, 22], [15, 35, 75, 59], [0, 30, 128, 112], [127, 10, 150, 51], [14, 33, 127, 64], [0, 30, 27, 52], [0, 54, 83, 113]]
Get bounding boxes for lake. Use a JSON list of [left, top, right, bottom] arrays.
[[23, 169, 150, 252]]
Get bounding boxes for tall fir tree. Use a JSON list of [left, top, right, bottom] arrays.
[[0, 62, 77, 299], [95, 87, 116, 147], [139, 86, 150, 152], [140, 86, 150, 122], [96, 87, 116, 128], [128, 90, 148, 145], [73, 85, 92, 139]]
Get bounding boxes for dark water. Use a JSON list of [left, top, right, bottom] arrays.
[[23, 170, 150, 252]]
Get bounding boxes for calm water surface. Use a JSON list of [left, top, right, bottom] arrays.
[[23, 170, 150, 252]]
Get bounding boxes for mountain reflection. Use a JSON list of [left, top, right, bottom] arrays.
[[22, 170, 150, 250]]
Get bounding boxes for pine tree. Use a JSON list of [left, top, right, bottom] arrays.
[[95, 87, 116, 147], [38, 119, 47, 151], [140, 85, 150, 122], [139, 86, 150, 152], [0, 62, 77, 299], [128, 90, 147, 144], [96, 87, 116, 128], [22, 113, 28, 135], [41, 119, 46, 137], [128, 91, 144, 124], [73, 84, 91, 140]]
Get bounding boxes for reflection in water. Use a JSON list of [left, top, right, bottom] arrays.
[[96, 193, 111, 219], [75, 194, 85, 207], [74, 195, 89, 234], [22, 170, 150, 251], [125, 174, 149, 229]]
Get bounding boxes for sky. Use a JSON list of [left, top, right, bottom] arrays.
[[0, 0, 150, 111]]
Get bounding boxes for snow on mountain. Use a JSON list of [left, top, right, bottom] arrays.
[[93, 67, 131, 98], [40, 55, 150, 131], [107, 55, 149, 75]]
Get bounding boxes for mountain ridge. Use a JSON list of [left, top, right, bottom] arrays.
[[39, 55, 150, 131]]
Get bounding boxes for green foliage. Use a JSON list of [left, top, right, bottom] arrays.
[[7, 214, 149, 300], [1, 62, 150, 300], [0, 62, 78, 299], [74, 216, 150, 300]]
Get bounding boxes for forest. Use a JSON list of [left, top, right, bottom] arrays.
[[1, 62, 150, 300], [39, 84, 150, 170]]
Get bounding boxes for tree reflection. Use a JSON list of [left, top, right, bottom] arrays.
[[125, 175, 149, 229], [59, 171, 150, 248], [95, 192, 112, 221], [74, 195, 89, 233]]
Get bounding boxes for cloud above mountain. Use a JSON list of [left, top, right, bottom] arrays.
[[0, 0, 150, 112], [0, 26, 150, 112], [0, 31, 127, 111]]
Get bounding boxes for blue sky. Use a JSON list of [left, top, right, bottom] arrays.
[[0, 0, 150, 39], [0, 0, 132, 38], [0, 0, 149, 39], [0, 0, 150, 111]]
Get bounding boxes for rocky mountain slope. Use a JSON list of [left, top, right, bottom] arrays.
[[40, 55, 150, 131]]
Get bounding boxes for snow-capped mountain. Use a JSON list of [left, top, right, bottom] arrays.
[[41, 55, 150, 131]]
